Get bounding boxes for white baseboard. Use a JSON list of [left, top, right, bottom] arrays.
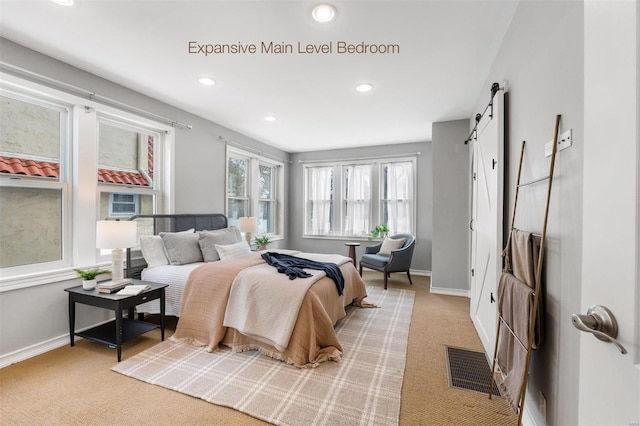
[[521, 389, 545, 426], [522, 392, 541, 426], [430, 286, 469, 297], [521, 404, 537, 426], [360, 268, 431, 277], [0, 319, 113, 369], [0, 334, 69, 369]]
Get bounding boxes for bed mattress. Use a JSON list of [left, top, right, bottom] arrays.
[[138, 263, 204, 316]]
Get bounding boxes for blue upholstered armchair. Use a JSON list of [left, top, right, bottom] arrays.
[[358, 233, 415, 289]]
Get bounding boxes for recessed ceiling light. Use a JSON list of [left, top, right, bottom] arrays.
[[51, 0, 74, 6], [312, 4, 336, 23], [264, 115, 277, 122], [198, 77, 215, 86], [355, 83, 374, 93]]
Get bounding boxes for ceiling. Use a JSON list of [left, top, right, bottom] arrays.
[[0, 0, 518, 153]]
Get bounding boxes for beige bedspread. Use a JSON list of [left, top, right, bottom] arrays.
[[170, 252, 369, 367], [223, 254, 351, 352]]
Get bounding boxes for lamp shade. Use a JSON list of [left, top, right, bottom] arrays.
[[96, 220, 137, 249], [238, 217, 258, 233]]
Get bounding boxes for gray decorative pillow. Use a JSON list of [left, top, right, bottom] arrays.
[[378, 237, 406, 256], [139, 235, 169, 269], [198, 227, 242, 262], [160, 231, 203, 265]]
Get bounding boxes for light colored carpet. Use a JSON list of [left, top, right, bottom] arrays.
[[0, 273, 517, 425], [112, 286, 414, 426]]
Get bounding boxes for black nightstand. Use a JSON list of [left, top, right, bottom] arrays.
[[65, 280, 168, 361]]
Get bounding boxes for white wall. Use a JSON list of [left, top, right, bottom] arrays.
[[472, 2, 584, 424]]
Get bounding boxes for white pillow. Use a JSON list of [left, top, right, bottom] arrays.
[[378, 237, 406, 256], [160, 231, 203, 265], [139, 235, 169, 269], [215, 241, 251, 260], [198, 227, 242, 262]]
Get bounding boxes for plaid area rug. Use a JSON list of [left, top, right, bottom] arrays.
[[112, 286, 414, 426]]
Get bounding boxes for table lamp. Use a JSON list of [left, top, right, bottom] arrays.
[[238, 216, 258, 247], [96, 219, 137, 282]]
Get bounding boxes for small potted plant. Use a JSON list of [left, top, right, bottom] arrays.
[[368, 224, 389, 241], [74, 268, 110, 290], [254, 235, 270, 250]]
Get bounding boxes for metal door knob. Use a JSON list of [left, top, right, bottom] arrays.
[[571, 305, 627, 354]]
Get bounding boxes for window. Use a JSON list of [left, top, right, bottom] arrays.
[[226, 147, 284, 238], [258, 163, 277, 234], [304, 158, 415, 238], [344, 164, 372, 236], [381, 161, 414, 235], [109, 193, 140, 217], [97, 118, 159, 221], [0, 76, 172, 286], [0, 90, 69, 270], [227, 154, 249, 222], [306, 166, 334, 235]]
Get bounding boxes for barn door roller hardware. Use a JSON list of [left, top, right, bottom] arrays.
[[464, 82, 502, 145]]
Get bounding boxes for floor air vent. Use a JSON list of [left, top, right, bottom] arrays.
[[445, 346, 500, 396]]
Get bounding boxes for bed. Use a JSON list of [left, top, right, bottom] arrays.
[[126, 214, 228, 316], [125, 214, 370, 367]]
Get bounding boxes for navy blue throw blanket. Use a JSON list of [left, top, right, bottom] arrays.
[[260, 252, 345, 295]]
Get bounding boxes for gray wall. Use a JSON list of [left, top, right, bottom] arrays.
[[0, 39, 434, 360], [287, 142, 432, 273], [0, 38, 289, 216], [0, 4, 590, 421], [473, 2, 584, 424], [0, 38, 289, 359], [431, 119, 471, 292]]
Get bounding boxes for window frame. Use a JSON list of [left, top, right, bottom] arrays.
[[0, 87, 73, 276], [226, 151, 251, 224], [96, 114, 163, 211], [96, 115, 165, 263], [379, 159, 416, 238], [257, 161, 278, 235], [303, 156, 416, 240], [108, 193, 141, 217], [97, 116, 156, 187], [226, 146, 284, 241], [0, 74, 174, 290], [342, 162, 374, 237]]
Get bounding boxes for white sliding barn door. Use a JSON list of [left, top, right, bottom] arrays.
[[470, 90, 504, 359]]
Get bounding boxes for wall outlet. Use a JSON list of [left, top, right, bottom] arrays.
[[538, 391, 547, 421], [545, 129, 572, 157]]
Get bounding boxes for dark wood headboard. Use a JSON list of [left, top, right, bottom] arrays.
[[125, 213, 228, 279]]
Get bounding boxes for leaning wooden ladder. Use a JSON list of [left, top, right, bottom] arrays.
[[488, 114, 561, 425]]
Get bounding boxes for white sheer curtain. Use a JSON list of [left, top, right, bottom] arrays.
[[307, 166, 334, 235], [384, 161, 413, 234], [344, 164, 372, 236]]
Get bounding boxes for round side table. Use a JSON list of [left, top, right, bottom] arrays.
[[344, 242, 360, 265]]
